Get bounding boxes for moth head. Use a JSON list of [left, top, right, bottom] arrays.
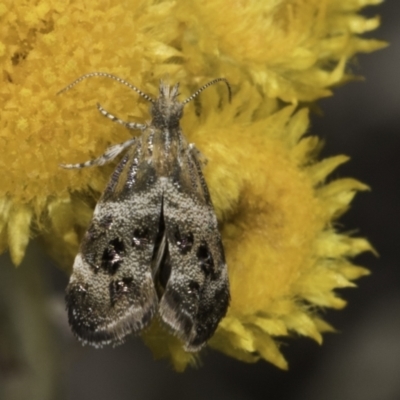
[[150, 81, 184, 129]]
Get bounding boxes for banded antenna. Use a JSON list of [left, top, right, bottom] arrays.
[[182, 78, 232, 105], [57, 72, 155, 103]]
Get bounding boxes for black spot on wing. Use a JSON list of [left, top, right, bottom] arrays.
[[101, 238, 125, 274], [132, 227, 151, 247], [109, 277, 134, 306], [188, 280, 200, 294], [173, 227, 194, 255], [99, 214, 113, 229], [196, 242, 215, 277]]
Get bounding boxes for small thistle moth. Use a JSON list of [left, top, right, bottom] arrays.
[[60, 73, 230, 351]]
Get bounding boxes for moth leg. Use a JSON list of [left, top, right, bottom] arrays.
[[188, 143, 208, 167], [60, 138, 137, 169], [97, 103, 147, 131]]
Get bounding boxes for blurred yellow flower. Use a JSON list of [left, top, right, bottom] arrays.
[[0, 0, 385, 371]]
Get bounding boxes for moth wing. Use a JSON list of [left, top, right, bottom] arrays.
[[66, 144, 161, 346], [159, 146, 230, 351]]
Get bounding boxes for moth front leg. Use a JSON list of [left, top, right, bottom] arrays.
[[60, 138, 137, 169], [188, 143, 208, 167]]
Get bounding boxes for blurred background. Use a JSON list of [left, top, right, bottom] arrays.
[[1, 1, 399, 400]]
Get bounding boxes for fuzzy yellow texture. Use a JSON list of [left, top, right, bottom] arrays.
[[0, 0, 384, 369]]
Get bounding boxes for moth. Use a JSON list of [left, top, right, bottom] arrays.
[[60, 72, 231, 351]]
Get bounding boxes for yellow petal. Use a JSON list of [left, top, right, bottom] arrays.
[[7, 205, 32, 266]]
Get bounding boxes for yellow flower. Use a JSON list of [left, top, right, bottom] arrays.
[[0, 0, 385, 371]]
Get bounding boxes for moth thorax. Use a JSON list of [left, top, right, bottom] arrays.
[[150, 100, 184, 129]]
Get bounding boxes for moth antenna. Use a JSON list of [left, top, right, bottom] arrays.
[[57, 72, 155, 103], [182, 78, 232, 105]]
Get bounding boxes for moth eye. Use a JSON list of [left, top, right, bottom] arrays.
[[132, 228, 150, 247], [101, 238, 125, 274], [109, 277, 133, 305], [174, 228, 194, 255], [196, 243, 214, 276]]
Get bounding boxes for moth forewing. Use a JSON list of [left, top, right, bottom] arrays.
[[158, 142, 229, 351], [65, 147, 162, 346], [62, 74, 230, 350]]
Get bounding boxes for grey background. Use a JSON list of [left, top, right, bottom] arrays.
[[1, 1, 399, 400]]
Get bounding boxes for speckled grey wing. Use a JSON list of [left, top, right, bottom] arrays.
[[66, 141, 161, 347], [159, 145, 230, 351]]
